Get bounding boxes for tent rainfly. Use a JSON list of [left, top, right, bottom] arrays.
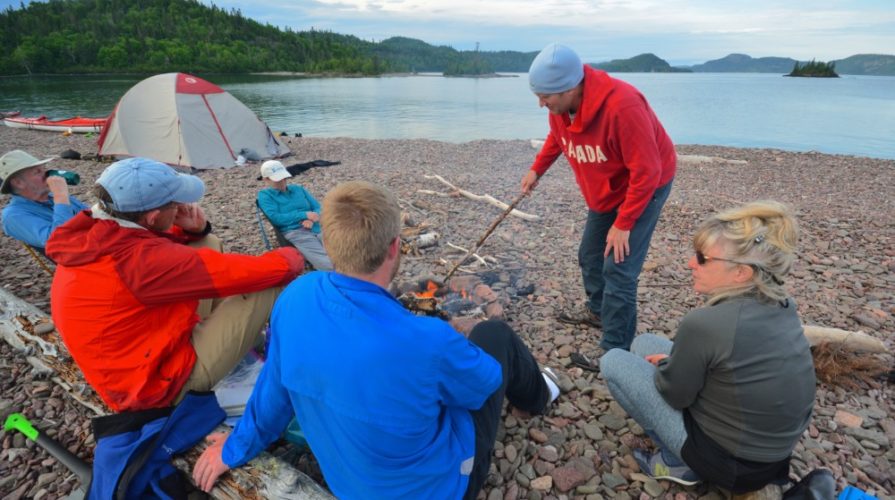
[[97, 73, 289, 170]]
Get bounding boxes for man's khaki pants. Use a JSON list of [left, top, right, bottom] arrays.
[[176, 234, 283, 400]]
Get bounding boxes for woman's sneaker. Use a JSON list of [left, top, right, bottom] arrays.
[[633, 449, 701, 486], [557, 303, 602, 328]]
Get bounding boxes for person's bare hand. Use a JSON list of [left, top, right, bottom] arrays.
[[645, 354, 668, 366], [604, 226, 630, 264], [302, 220, 314, 230], [192, 432, 231, 492], [305, 211, 320, 222], [174, 203, 207, 233], [45, 175, 70, 205], [521, 170, 540, 194]]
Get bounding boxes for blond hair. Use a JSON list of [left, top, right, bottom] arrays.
[[321, 181, 401, 275], [693, 200, 799, 304]]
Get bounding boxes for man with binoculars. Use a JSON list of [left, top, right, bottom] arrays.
[[0, 149, 87, 251]]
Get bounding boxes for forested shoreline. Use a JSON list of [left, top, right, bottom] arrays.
[[0, 0, 535, 76]]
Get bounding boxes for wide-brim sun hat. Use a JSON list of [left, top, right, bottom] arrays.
[[0, 150, 55, 194]]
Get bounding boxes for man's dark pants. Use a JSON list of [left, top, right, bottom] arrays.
[[579, 180, 672, 350], [463, 320, 549, 499]]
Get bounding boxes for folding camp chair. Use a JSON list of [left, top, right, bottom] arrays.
[[254, 200, 319, 271], [254, 199, 295, 251]]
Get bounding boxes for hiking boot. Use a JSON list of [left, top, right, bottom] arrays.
[[633, 448, 701, 486], [557, 303, 602, 328]]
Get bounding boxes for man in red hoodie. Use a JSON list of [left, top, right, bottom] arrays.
[[521, 43, 676, 355], [47, 158, 304, 412]]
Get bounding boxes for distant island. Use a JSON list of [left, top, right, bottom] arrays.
[[689, 53, 893, 75], [587, 53, 892, 76], [689, 54, 796, 73], [787, 60, 839, 78], [590, 53, 691, 73], [0, 0, 892, 77]]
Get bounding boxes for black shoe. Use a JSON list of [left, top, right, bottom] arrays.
[[557, 304, 602, 328], [569, 351, 601, 373]]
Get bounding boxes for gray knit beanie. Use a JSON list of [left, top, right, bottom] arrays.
[[528, 43, 584, 94]]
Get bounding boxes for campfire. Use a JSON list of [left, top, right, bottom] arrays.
[[397, 276, 502, 334]]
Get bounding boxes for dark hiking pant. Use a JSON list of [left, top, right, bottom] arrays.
[[463, 320, 549, 499]]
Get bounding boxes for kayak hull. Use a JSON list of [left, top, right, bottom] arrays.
[[3, 115, 107, 133]]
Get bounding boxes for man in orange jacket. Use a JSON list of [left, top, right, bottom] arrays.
[[47, 158, 304, 412]]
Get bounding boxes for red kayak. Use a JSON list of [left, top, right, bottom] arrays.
[[3, 115, 107, 133]]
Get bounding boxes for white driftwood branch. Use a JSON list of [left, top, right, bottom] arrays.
[[678, 154, 748, 165], [422, 175, 540, 221], [437, 258, 476, 274], [446, 242, 487, 265], [416, 189, 451, 197], [803, 325, 889, 354]]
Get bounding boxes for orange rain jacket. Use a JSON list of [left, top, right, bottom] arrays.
[[46, 211, 303, 411]]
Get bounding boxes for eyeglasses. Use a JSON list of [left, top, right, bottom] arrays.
[[695, 250, 744, 266]]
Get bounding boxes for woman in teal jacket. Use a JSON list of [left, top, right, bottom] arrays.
[[257, 160, 333, 270]]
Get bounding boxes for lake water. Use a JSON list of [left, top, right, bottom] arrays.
[[1, 72, 893, 160]]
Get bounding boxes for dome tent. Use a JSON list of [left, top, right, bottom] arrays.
[[97, 73, 289, 170]]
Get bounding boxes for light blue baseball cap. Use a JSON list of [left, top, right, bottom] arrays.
[[529, 43, 584, 94], [97, 157, 205, 212]]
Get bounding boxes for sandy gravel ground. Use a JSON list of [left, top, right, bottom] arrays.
[[1, 127, 893, 499]]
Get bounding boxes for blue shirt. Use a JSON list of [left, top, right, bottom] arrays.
[[257, 185, 322, 234], [223, 272, 502, 499], [1, 194, 87, 249]]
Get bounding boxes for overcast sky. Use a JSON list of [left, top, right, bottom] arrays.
[[4, 0, 893, 65]]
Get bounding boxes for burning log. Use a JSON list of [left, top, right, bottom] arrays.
[[396, 277, 499, 329], [398, 280, 447, 318]]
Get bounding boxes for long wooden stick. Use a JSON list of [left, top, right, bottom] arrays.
[[444, 191, 528, 282], [22, 242, 53, 277]]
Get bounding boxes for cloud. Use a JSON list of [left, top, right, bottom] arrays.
[[3, 0, 888, 61]]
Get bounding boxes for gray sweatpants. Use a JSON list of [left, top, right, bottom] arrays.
[[283, 228, 333, 271], [600, 334, 688, 461]]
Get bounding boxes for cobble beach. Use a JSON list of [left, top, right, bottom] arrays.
[[1, 127, 893, 498]]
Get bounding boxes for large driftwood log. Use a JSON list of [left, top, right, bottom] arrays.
[[420, 174, 540, 221], [803, 325, 889, 354], [0, 287, 333, 500]]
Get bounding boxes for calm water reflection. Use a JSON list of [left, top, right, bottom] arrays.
[[1, 73, 893, 159]]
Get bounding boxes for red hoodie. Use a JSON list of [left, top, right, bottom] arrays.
[[530, 66, 676, 230], [46, 211, 303, 411]]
